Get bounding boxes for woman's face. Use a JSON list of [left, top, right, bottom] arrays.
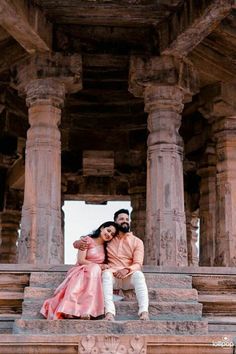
[[100, 225, 117, 242]]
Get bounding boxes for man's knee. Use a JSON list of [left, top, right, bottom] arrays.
[[102, 270, 113, 281], [131, 271, 146, 284]]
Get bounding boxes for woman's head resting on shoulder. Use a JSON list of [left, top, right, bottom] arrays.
[[90, 221, 119, 243]]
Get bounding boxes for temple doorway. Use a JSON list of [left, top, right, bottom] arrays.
[[63, 201, 132, 264]]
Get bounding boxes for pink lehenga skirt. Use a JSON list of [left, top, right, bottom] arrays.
[[40, 238, 105, 320]]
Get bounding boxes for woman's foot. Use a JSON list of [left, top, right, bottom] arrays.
[[63, 314, 78, 319], [105, 312, 115, 321], [139, 311, 149, 321]]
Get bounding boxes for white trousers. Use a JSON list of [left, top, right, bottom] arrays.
[[102, 270, 149, 316]]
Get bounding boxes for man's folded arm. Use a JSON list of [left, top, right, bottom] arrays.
[[127, 240, 144, 272]]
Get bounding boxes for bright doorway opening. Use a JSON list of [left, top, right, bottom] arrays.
[[63, 200, 132, 264]]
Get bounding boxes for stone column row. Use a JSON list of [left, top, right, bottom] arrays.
[[198, 83, 236, 266], [12, 52, 236, 268], [198, 142, 217, 266]]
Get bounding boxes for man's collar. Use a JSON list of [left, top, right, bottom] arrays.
[[118, 231, 133, 239]]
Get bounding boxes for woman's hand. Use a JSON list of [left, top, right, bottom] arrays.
[[99, 264, 110, 271], [73, 238, 88, 250]]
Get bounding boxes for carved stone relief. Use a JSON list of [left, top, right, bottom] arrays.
[[78, 335, 98, 354], [177, 237, 188, 265], [78, 335, 146, 354], [100, 336, 127, 354], [160, 230, 173, 263]]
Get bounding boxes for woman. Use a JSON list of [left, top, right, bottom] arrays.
[[40, 221, 119, 320]]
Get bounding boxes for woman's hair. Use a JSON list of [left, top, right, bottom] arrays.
[[90, 221, 119, 239], [89, 221, 119, 263]]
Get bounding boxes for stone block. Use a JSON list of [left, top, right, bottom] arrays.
[[24, 286, 197, 302], [13, 318, 208, 336], [21, 300, 203, 321]]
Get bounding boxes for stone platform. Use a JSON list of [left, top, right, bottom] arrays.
[[1, 265, 236, 353], [0, 334, 234, 354], [12, 267, 208, 347]]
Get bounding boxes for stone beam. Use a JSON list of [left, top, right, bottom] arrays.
[[199, 82, 236, 116], [7, 159, 25, 190], [190, 42, 236, 83], [160, 0, 233, 57], [0, 41, 27, 75], [0, 0, 52, 54], [129, 55, 199, 101], [0, 26, 10, 42], [83, 54, 129, 68], [15, 52, 82, 95]]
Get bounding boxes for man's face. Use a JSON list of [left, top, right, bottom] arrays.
[[115, 213, 130, 232]]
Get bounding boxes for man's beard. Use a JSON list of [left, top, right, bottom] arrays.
[[119, 223, 130, 233]]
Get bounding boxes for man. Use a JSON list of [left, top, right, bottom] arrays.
[[73, 209, 149, 321]]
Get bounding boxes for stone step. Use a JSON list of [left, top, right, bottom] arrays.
[[207, 316, 236, 333], [0, 274, 29, 291], [0, 315, 21, 334], [24, 286, 198, 302], [199, 294, 236, 316], [30, 271, 193, 289], [0, 274, 29, 318], [192, 275, 236, 293], [0, 292, 24, 300], [22, 300, 203, 320], [13, 318, 208, 335]]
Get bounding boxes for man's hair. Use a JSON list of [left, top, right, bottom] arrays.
[[114, 209, 129, 221]]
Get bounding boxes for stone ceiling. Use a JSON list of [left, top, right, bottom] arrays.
[[0, 0, 236, 202]]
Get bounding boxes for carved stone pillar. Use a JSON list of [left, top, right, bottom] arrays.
[[129, 173, 146, 242], [198, 143, 217, 266], [214, 122, 236, 266], [145, 85, 188, 265], [0, 189, 23, 263], [199, 83, 236, 266], [0, 211, 21, 263], [19, 79, 65, 264], [214, 117, 236, 266], [129, 55, 199, 266], [15, 53, 82, 264], [186, 210, 199, 267]]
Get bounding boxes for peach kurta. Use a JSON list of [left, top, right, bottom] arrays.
[[40, 236, 105, 319], [107, 232, 144, 276]]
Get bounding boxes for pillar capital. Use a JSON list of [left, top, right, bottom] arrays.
[[129, 55, 199, 102], [14, 52, 82, 107], [144, 85, 184, 114], [198, 142, 217, 174], [145, 85, 184, 147], [199, 82, 236, 120], [24, 78, 66, 109]]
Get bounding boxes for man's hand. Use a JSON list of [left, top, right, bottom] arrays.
[[114, 268, 129, 279], [73, 239, 88, 250]]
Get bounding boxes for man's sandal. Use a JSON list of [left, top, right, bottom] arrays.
[[105, 312, 115, 321]]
